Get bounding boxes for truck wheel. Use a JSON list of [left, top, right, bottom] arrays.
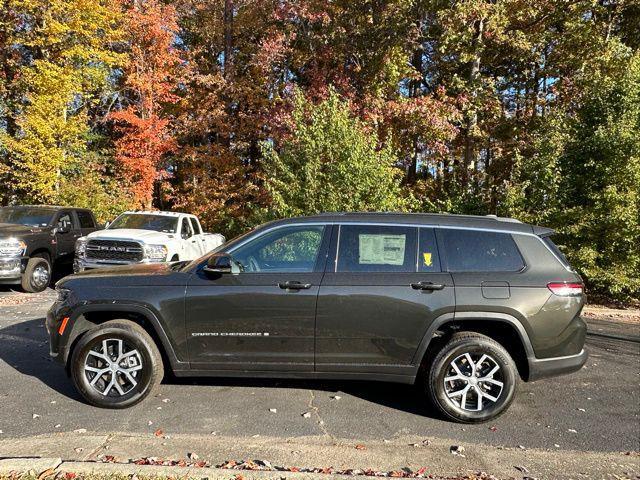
[[21, 253, 51, 293], [425, 332, 518, 423], [70, 320, 164, 409]]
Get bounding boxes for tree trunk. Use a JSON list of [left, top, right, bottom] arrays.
[[223, 0, 234, 78]]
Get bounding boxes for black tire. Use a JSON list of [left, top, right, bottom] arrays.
[[70, 320, 164, 409], [21, 253, 51, 293], [425, 332, 518, 423]]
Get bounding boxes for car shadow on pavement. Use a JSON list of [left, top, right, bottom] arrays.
[[0, 317, 83, 401], [0, 318, 439, 419]]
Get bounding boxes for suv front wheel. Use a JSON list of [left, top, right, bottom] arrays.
[[70, 320, 164, 408], [426, 332, 518, 423]]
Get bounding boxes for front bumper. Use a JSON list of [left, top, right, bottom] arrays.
[[0, 256, 26, 282], [74, 257, 165, 272], [528, 348, 588, 381]]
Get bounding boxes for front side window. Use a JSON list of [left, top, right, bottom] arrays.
[[440, 229, 525, 272], [108, 214, 178, 233], [181, 219, 193, 239], [337, 225, 417, 273], [57, 213, 73, 230], [0, 207, 55, 227], [231, 225, 326, 273]]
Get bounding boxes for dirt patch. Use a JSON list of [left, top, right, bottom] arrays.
[[583, 305, 640, 324]]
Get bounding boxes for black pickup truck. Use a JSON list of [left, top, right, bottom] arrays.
[[0, 206, 98, 292]]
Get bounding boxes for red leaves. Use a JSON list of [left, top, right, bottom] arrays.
[[355, 444, 367, 450], [64, 473, 76, 480], [126, 456, 433, 478], [153, 428, 163, 437], [110, 0, 182, 208]]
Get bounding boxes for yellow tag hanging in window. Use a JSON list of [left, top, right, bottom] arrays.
[[423, 252, 433, 267]]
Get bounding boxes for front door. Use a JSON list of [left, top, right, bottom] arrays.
[[54, 211, 78, 264], [316, 224, 455, 374], [185, 224, 331, 371]]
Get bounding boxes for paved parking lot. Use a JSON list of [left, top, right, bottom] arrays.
[[0, 287, 638, 456]]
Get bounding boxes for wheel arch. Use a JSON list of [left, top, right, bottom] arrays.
[[29, 247, 52, 261], [414, 312, 534, 381], [63, 304, 185, 375]]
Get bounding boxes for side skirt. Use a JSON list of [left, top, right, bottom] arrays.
[[173, 369, 416, 385]]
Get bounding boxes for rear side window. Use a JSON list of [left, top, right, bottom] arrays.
[[76, 211, 95, 229], [337, 225, 417, 273], [189, 217, 201, 235], [440, 229, 524, 272], [418, 228, 441, 272]]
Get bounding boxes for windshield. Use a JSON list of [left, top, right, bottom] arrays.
[[0, 207, 55, 227], [108, 214, 178, 233]]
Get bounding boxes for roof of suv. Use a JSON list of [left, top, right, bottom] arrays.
[[267, 212, 552, 235]]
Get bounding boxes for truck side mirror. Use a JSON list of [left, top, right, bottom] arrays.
[[203, 253, 242, 275], [57, 223, 71, 234]]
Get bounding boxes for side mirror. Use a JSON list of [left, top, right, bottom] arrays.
[[105, 221, 111, 229], [57, 223, 71, 234], [203, 253, 242, 275]]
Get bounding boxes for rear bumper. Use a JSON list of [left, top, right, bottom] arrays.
[[527, 348, 588, 381]]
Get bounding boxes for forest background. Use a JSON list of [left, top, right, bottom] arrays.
[[0, 0, 638, 303]]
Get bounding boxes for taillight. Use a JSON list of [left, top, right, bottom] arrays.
[[547, 282, 584, 296]]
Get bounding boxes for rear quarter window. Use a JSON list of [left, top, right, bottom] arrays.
[[76, 211, 95, 229], [440, 229, 525, 272]]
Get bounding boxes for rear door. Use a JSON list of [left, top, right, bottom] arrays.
[[315, 224, 455, 374], [188, 216, 207, 256], [75, 210, 97, 236]]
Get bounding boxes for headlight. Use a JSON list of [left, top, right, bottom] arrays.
[[75, 238, 87, 257], [143, 244, 168, 262], [56, 287, 72, 303], [0, 238, 26, 257]]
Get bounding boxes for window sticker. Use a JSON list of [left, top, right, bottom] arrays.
[[359, 234, 406, 265], [423, 252, 433, 267]]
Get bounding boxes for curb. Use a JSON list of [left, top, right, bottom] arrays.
[[0, 458, 387, 480]]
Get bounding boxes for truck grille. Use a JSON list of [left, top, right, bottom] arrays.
[[85, 240, 144, 262]]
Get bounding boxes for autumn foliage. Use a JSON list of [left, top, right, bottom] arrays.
[[0, 0, 638, 302], [109, 0, 181, 209]]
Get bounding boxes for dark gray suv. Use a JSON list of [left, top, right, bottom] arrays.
[[47, 213, 587, 422]]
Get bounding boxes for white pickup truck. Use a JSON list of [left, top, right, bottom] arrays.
[[73, 211, 225, 272]]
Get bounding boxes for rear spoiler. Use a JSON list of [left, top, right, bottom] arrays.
[[532, 225, 555, 237]]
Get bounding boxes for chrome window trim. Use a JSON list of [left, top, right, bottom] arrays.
[[225, 221, 572, 272]]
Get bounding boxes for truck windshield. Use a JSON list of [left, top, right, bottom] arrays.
[[108, 214, 178, 233], [0, 207, 55, 227]]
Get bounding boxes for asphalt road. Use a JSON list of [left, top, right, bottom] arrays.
[[0, 287, 638, 455]]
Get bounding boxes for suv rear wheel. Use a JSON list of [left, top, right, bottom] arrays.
[[70, 320, 164, 408], [426, 331, 518, 423]]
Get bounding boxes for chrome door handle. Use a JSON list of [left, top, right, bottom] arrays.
[[411, 282, 445, 291], [279, 281, 312, 290]]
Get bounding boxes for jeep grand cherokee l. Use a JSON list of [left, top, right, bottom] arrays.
[[47, 213, 587, 423]]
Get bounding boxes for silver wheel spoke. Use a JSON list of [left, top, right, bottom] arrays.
[[444, 352, 504, 412], [84, 337, 143, 398], [482, 378, 504, 388], [483, 391, 499, 403]]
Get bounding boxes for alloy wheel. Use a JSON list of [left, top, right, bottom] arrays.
[[83, 338, 143, 397], [443, 352, 504, 412]]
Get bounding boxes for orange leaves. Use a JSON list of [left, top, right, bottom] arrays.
[[110, 0, 182, 208]]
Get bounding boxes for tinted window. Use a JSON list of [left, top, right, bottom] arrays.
[[441, 229, 524, 272], [231, 225, 325, 273], [418, 228, 441, 272], [181, 219, 192, 239], [190, 217, 201, 235], [337, 225, 417, 273], [77, 211, 95, 229], [0, 207, 55, 227], [57, 213, 73, 230], [109, 214, 178, 233]]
